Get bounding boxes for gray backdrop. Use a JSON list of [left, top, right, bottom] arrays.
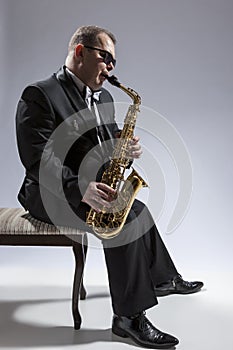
[[0, 0, 232, 283]]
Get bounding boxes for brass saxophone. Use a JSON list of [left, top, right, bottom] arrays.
[[86, 75, 148, 239]]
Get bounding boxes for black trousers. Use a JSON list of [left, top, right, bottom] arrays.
[[77, 199, 178, 316]]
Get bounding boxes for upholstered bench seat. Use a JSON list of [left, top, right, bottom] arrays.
[[0, 207, 88, 330]]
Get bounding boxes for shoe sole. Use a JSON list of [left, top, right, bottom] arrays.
[[155, 287, 202, 297], [112, 325, 178, 349]]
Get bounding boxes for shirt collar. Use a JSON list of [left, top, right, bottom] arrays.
[[65, 66, 101, 101]]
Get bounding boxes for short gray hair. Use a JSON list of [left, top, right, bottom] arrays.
[[68, 25, 116, 52]]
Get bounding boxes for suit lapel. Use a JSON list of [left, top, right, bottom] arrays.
[[56, 66, 86, 112], [56, 66, 98, 144]]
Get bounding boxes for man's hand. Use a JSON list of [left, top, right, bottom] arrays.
[[82, 181, 116, 212], [128, 136, 142, 159]]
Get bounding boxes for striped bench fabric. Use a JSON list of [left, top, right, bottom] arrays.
[[0, 207, 88, 330], [0, 207, 84, 235]]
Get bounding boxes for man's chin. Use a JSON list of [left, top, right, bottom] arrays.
[[94, 82, 104, 91]]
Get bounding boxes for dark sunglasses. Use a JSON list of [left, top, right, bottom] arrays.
[[84, 45, 116, 67]]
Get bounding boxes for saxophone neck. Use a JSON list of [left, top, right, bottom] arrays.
[[105, 75, 141, 105], [119, 84, 141, 105]]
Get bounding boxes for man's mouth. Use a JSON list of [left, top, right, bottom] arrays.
[[99, 73, 108, 82], [101, 71, 109, 79]]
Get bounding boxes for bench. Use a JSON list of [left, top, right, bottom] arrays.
[[0, 207, 88, 330]]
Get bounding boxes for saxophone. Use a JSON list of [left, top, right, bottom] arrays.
[[86, 75, 148, 239]]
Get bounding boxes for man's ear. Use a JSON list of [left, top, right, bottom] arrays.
[[75, 44, 84, 58]]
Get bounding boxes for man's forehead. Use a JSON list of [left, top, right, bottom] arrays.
[[97, 33, 115, 52]]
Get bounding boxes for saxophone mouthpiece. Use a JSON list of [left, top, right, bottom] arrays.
[[104, 74, 121, 88]]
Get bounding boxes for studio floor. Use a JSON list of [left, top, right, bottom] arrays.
[[0, 255, 232, 350]]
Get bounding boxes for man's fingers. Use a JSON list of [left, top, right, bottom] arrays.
[[127, 136, 142, 158], [90, 196, 113, 212], [96, 182, 116, 195], [82, 181, 117, 212], [97, 189, 108, 200], [130, 135, 140, 145]]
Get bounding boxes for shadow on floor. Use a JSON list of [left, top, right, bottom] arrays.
[[0, 285, 138, 348]]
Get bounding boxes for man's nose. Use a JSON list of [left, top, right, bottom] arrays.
[[107, 62, 114, 71]]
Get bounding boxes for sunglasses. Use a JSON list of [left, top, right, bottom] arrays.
[[84, 45, 116, 67]]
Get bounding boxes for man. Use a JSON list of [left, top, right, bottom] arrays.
[[16, 25, 203, 349]]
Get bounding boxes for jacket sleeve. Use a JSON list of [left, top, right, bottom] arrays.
[[16, 84, 83, 209]]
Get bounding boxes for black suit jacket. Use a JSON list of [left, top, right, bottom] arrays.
[[16, 66, 119, 226]]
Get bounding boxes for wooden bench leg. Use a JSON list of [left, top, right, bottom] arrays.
[[80, 234, 88, 300], [72, 233, 88, 330]]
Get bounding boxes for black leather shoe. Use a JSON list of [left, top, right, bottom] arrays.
[[112, 311, 179, 349], [155, 274, 204, 297]]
